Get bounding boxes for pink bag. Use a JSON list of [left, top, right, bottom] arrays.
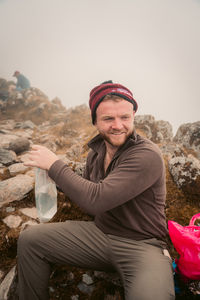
[[168, 213, 200, 280]]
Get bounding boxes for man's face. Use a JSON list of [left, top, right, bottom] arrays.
[[95, 98, 135, 149]]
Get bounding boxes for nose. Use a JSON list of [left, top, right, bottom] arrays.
[[111, 118, 123, 130]]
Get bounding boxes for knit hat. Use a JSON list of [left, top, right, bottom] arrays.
[[89, 80, 138, 124]]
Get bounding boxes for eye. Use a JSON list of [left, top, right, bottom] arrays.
[[121, 115, 130, 120], [103, 117, 114, 121]]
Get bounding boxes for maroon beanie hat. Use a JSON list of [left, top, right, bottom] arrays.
[[89, 80, 138, 124]]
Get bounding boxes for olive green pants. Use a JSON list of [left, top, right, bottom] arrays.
[[17, 221, 175, 300]]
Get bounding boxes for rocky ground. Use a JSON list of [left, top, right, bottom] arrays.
[[0, 78, 200, 299]]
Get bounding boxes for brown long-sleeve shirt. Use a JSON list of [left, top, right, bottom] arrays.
[[49, 132, 168, 241]]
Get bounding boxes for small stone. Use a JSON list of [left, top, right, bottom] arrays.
[[77, 282, 94, 295], [3, 215, 22, 228], [71, 295, 79, 300], [49, 286, 55, 293], [20, 207, 38, 219], [82, 273, 94, 285], [5, 207, 15, 213], [67, 272, 74, 281]]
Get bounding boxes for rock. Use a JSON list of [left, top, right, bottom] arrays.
[[0, 174, 34, 207], [77, 282, 94, 295], [135, 114, 155, 125], [14, 120, 35, 129], [0, 78, 9, 90], [0, 120, 16, 131], [67, 272, 74, 281], [71, 295, 79, 300], [0, 148, 17, 166], [0, 270, 4, 283], [49, 286, 55, 293], [66, 144, 83, 160], [3, 215, 22, 228], [42, 140, 57, 152], [8, 137, 30, 154], [25, 169, 35, 178], [174, 121, 200, 159], [0, 167, 10, 181], [18, 152, 30, 163], [135, 115, 155, 140], [20, 207, 38, 219], [155, 120, 173, 143], [159, 142, 184, 158], [0, 266, 17, 300], [5, 207, 15, 213], [0, 134, 19, 149], [134, 115, 173, 143], [16, 92, 23, 100], [73, 162, 86, 177], [51, 97, 64, 110], [57, 155, 85, 176], [82, 273, 94, 285], [168, 154, 200, 201], [8, 163, 30, 176]]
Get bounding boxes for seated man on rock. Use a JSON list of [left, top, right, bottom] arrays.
[[18, 80, 175, 300]]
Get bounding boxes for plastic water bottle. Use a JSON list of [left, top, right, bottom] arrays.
[[35, 168, 57, 223]]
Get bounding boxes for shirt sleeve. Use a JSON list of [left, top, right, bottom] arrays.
[[48, 147, 164, 216]]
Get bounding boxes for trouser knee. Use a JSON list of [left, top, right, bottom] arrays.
[[17, 225, 41, 257]]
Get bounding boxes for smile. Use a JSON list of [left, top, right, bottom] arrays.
[[111, 132, 126, 135]]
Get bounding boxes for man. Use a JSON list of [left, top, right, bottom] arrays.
[[13, 71, 30, 91], [18, 81, 175, 300]]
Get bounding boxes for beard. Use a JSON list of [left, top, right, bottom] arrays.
[[99, 129, 133, 148]]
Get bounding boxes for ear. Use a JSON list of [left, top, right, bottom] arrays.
[[133, 110, 136, 118]]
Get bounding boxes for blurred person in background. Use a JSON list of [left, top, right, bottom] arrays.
[[11, 70, 30, 92]]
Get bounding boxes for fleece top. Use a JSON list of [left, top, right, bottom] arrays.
[[48, 132, 168, 241]]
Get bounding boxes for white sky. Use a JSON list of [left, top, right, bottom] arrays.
[[0, 0, 200, 134]]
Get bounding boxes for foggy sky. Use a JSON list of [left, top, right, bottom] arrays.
[[0, 0, 200, 134]]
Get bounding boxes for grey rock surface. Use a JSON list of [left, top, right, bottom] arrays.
[[8, 137, 30, 154], [0, 174, 34, 207], [0, 149, 17, 166]]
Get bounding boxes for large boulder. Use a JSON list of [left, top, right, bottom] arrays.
[[174, 121, 200, 159], [0, 174, 34, 207], [168, 153, 200, 201], [155, 120, 173, 143], [8, 137, 30, 154], [0, 133, 20, 149], [134, 115, 173, 143]]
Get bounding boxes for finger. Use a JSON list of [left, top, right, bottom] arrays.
[[24, 160, 36, 167], [28, 150, 39, 157], [31, 144, 43, 150]]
